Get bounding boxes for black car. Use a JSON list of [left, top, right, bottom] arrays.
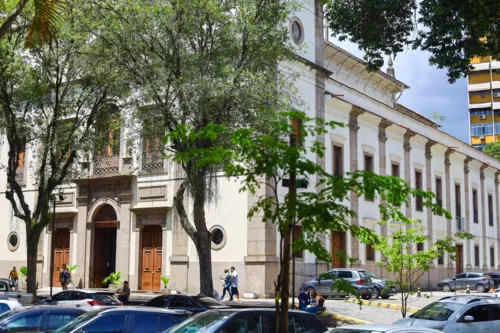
[[53, 307, 191, 333], [144, 294, 228, 314], [0, 306, 86, 333], [487, 272, 500, 288], [164, 309, 328, 333]]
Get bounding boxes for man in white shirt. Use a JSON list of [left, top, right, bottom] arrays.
[[230, 266, 239, 300]]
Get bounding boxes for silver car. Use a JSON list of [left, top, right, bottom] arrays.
[[437, 272, 493, 293], [329, 324, 442, 332], [394, 295, 500, 332], [0, 278, 33, 305], [300, 268, 374, 299]]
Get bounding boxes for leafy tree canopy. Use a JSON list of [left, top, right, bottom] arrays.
[[324, 0, 500, 82], [484, 141, 500, 159]]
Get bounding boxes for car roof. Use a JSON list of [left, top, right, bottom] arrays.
[[91, 306, 190, 315], [338, 324, 441, 332], [204, 308, 312, 315], [12, 306, 87, 312], [56, 289, 113, 294], [438, 295, 496, 304]]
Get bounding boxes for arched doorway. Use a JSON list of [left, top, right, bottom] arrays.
[[53, 228, 70, 287], [141, 225, 162, 290], [93, 204, 117, 288]]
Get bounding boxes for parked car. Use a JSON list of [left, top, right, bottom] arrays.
[[0, 306, 86, 333], [0, 296, 22, 315], [487, 273, 500, 288], [38, 290, 123, 310], [144, 294, 229, 314], [0, 278, 33, 305], [301, 268, 374, 299], [164, 309, 328, 333], [329, 324, 443, 332], [394, 295, 500, 332], [437, 273, 493, 292], [360, 271, 396, 299], [54, 307, 191, 333]]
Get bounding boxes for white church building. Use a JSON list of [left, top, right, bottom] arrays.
[[0, 0, 499, 296]]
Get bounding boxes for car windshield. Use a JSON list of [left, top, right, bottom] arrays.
[[89, 293, 119, 303], [53, 311, 100, 333], [0, 309, 16, 322], [360, 271, 381, 280], [413, 301, 464, 321], [164, 312, 231, 333], [196, 297, 225, 307]]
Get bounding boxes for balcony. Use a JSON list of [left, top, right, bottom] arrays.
[[456, 217, 466, 232], [15, 167, 25, 186], [93, 155, 120, 176], [141, 151, 164, 174]]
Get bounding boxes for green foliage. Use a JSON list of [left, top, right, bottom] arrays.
[[324, 0, 500, 82], [432, 111, 445, 124], [66, 264, 79, 273], [161, 276, 170, 289], [375, 222, 473, 318], [484, 142, 500, 160], [103, 272, 122, 285], [19, 266, 27, 278]]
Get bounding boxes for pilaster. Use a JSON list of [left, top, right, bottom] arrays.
[[404, 130, 416, 220], [496, 173, 500, 270], [425, 140, 437, 245], [349, 107, 365, 262], [464, 157, 473, 267], [480, 165, 488, 266], [378, 119, 391, 237]]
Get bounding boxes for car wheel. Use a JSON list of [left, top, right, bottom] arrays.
[[372, 288, 380, 299], [442, 284, 451, 292], [362, 294, 371, 300], [381, 295, 390, 300], [476, 284, 486, 293]]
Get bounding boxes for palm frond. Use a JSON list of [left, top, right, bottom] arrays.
[[25, 0, 68, 47]]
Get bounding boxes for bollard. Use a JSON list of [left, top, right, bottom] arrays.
[[417, 287, 421, 298], [466, 285, 470, 294]]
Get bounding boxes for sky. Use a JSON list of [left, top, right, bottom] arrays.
[[330, 38, 470, 144]]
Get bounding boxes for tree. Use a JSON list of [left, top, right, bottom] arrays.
[[484, 142, 500, 160], [86, 0, 297, 297], [374, 222, 472, 318], [0, 3, 126, 296], [0, 0, 68, 46], [324, 0, 500, 82], [220, 111, 449, 332]]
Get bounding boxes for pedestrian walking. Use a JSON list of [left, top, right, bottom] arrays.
[[298, 287, 310, 311], [59, 264, 70, 290], [230, 266, 240, 300], [9, 266, 18, 290], [219, 269, 233, 301]]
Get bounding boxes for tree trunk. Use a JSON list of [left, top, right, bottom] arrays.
[[26, 224, 41, 299], [193, 191, 214, 297], [278, 230, 292, 333]]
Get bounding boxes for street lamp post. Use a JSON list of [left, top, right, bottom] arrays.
[[49, 194, 56, 297]]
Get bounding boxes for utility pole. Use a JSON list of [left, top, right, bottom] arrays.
[[49, 194, 56, 297]]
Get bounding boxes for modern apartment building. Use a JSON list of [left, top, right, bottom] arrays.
[[468, 56, 500, 150], [1, 0, 500, 296]]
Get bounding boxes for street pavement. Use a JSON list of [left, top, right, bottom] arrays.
[[324, 299, 403, 324]]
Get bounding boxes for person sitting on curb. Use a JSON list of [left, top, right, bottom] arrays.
[[306, 290, 325, 313], [298, 287, 310, 311], [118, 281, 130, 304]]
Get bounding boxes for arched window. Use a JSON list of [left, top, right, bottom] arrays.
[[94, 204, 117, 222]]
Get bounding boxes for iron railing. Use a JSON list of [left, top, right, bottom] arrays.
[[94, 155, 120, 176], [15, 167, 25, 185], [141, 151, 164, 174], [456, 217, 466, 232]]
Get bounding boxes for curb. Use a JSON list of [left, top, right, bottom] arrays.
[[345, 298, 420, 313], [319, 311, 373, 325]]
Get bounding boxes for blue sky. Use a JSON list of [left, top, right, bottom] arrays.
[[331, 39, 470, 144]]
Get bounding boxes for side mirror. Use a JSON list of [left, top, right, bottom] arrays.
[[16, 294, 21, 299], [464, 315, 474, 322], [452, 278, 456, 280]]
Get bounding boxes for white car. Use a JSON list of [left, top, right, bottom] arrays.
[[329, 324, 443, 332], [0, 296, 22, 314], [38, 289, 122, 310]]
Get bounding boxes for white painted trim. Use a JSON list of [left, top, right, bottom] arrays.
[[390, 154, 402, 163], [330, 134, 346, 145], [362, 144, 376, 155], [413, 162, 425, 170]]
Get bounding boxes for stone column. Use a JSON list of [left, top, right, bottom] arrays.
[[76, 195, 89, 288], [464, 157, 473, 268], [378, 119, 391, 237], [480, 165, 488, 268], [349, 107, 365, 261], [425, 141, 437, 245], [244, 176, 278, 298], [116, 194, 132, 282], [444, 150, 455, 237], [404, 130, 416, 220], [496, 172, 500, 270]]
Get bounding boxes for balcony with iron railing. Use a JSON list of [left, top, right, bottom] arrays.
[[141, 151, 165, 174], [456, 216, 466, 232], [15, 167, 25, 186], [93, 155, 120, 176]]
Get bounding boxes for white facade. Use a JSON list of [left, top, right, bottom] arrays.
[[1, 0, 500, 295]]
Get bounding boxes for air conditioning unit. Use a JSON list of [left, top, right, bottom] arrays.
[[494, 92, 500, 98], [480, 115, 487, 120], [480, 135, 486, 140], [481, 93, 486, 99]]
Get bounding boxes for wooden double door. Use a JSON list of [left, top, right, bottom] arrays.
[[331, 231, 346, 268], [93, 226, 117, 288], [53, 228, 70, 287], [141, 225, 162, 291], [456, 244, 463, 275]]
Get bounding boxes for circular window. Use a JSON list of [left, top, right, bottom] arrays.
[[7, 232, 19, 252], [289, 17, 304, 45], [210, 226, 227, 250]]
